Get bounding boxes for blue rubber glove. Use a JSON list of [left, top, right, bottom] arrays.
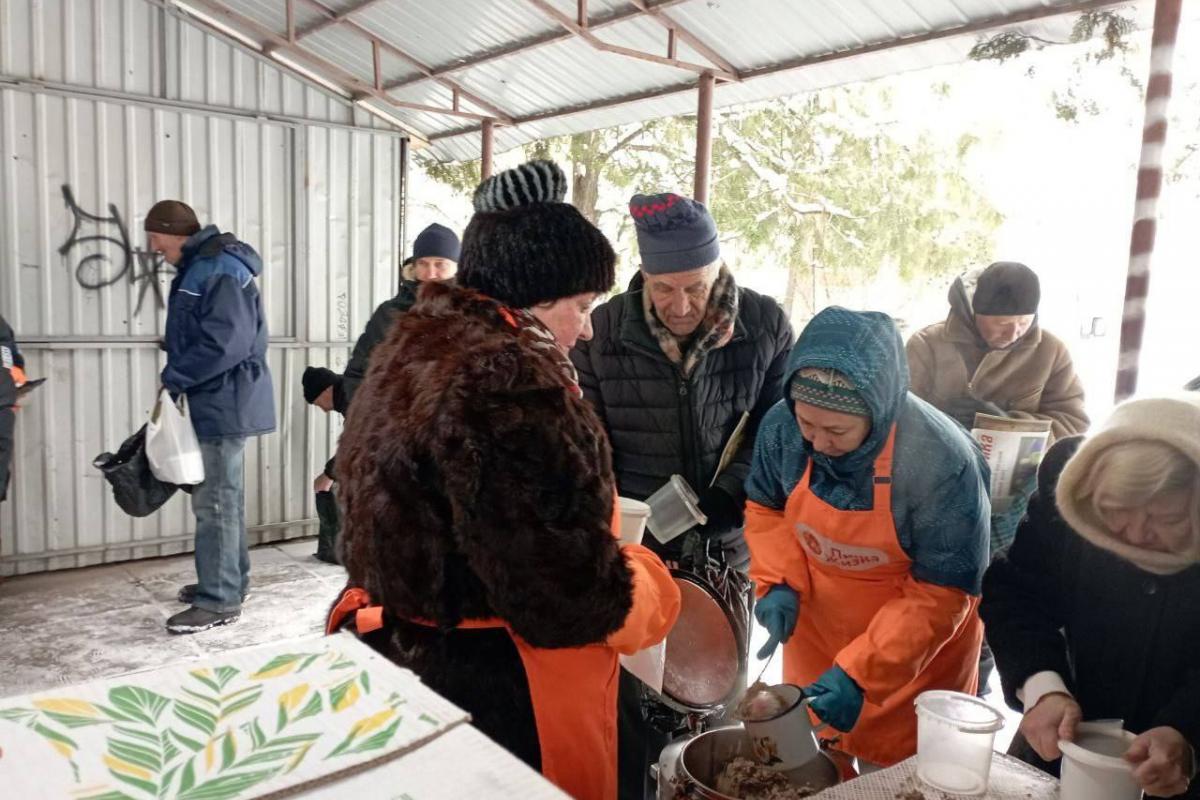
[[804, 665, 864, 733], [753, 584, 799, 660]]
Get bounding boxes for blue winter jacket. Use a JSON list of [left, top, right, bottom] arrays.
[[163, 226, 276, 440], [745, 307, 991, 594]]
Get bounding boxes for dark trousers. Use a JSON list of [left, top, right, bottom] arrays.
[[977, 638, 996, 697], [618, 669, 670, 800], [0, 406, 13, 502]]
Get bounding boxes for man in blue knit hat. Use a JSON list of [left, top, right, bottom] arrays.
[[403, 222, 460, 283], [308, 221, 461, 525], [571, 193, 794, 798]]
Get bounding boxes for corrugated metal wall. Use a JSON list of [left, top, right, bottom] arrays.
[[0, 0, 407, 575]]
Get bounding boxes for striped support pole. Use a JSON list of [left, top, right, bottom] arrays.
[[1115, 0, 1183, 402]]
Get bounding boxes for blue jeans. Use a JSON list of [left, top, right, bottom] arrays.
[[192, 437, 248, 613]]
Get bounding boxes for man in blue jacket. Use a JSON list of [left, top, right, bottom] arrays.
[[145, 200, 276, 634], [1, 313, 24, 504]]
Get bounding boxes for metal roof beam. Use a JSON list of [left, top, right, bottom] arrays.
[[294, 0, 514, 123], [429, 0, 1131, 145], [293, 0, 385, 40], [385, 0, 694, 91], [176, 0, 493, 133], [737, 0, 1130, 81], [625, 0, 740, 77], [523, 0, 738, 81]]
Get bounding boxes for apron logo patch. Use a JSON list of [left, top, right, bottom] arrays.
[[796, 523, 890, 570]]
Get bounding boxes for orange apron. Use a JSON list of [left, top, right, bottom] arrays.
[[778, 425, 981, 766], [325, 497, 679, 800], [327, 587, 620, 799]]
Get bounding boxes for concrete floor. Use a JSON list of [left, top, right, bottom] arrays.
[[0, 538, 345, 700]]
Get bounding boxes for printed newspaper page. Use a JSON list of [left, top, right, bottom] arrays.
[[970, 412, 1051, 513]]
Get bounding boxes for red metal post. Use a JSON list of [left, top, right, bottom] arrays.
[[481, 119, 495, 180], [1115, 0, 1182, 402], [694, 73, 715, 204]]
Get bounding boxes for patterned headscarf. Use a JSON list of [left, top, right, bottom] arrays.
[[789, 367, 871, 418], [496, 306, 582, 397]]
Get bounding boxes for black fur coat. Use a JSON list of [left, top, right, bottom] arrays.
[[334, 282, 636, 768]]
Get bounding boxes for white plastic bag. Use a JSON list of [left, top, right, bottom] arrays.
[[145, 389, 205, 485]]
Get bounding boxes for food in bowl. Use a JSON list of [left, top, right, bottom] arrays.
[[714, 757, 818, 799], [735, 681, 792, 721]]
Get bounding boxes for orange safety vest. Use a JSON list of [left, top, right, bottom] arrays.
[[326, 499, 679, 800], [747, 425, 981, 766]]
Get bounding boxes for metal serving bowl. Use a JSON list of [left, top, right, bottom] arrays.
[[657, 726, 841, 799]]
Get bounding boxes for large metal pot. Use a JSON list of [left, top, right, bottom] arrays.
[[657, 726, 840, 799]]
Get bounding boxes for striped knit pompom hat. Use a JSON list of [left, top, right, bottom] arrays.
[[458, 159, 615, 308]]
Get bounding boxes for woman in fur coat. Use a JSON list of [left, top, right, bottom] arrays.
[[327, 160, 681, 800]]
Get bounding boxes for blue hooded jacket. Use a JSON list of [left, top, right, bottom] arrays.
[[746, 307, 990, 594], [163, 226, 276, 439]]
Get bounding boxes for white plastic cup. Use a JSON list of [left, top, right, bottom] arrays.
[[618, 497, 651, 545], [645, 475, 708, 544], [914, 690, 1005, 796], [1059, 723, 1143, 800], [742, 684, 828, 770]]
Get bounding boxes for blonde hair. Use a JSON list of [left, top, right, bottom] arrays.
[[1077, 440, 1200, 545], [401, 260, 416, 281], [1054, 394, 1200, 573], [1085, 441, 1195, 505]]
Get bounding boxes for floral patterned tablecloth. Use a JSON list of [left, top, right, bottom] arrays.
[[0, 633, 562, 800]]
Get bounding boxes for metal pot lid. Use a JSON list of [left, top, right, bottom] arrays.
[[662, 574, 742, 711]]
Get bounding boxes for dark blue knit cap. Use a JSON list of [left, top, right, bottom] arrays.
[[411, 223, 461, 262], [629, 193, 720, 274]]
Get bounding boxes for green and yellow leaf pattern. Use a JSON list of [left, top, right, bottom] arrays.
[[0, 643, 460, 800]]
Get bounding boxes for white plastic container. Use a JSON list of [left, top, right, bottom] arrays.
[[617, 497, 651, 545], [1059, 723, 1142, 800], [645, 474, 707, 544], [914, 690, 1005, 796]]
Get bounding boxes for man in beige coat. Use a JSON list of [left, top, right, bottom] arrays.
[[907, 261, 1089, 442], [909, 261, 1089, 698]]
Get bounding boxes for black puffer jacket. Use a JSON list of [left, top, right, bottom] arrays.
[[982, 437, 1200, 797], [322, 280, 421, 479], [334, 279, 420, 414], [571, 273, 793, 561]]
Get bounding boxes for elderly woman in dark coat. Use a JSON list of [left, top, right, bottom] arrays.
[[982, 394, 1200, 799], [327, 161, 680, 800]]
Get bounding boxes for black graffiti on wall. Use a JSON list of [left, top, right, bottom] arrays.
[[58, 185, 173, 314]]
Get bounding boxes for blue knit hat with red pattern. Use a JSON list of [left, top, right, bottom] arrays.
[[629, 193, 720, 274]]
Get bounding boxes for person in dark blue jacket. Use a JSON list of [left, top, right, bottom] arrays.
[[1, 313, 24, 504], [145, 200, 275, 634]]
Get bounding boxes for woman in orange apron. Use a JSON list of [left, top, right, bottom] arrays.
[[744, 307, 991, 766], [328, 160, 679, 800]]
